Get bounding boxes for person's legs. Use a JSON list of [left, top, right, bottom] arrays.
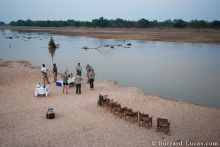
[[66, 85, 68, 94], [54, 72, 57, 82], [63, 85, 65, 93], [79, 84, 81, 94], [76, 84, 79, 94], [42, 73, 46, 84], [87, 73, 89, 83], [87, 71, 91, 83], [89, 79, 92, 88], [45, 74, 50, 84], [91, 79, 94, 88]]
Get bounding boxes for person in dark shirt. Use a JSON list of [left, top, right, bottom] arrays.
[[53, 63, 58, 82], [76, 63, 82, 76], [75, 73, 83, 94]]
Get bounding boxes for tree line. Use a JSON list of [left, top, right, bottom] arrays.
[[2, 17, 220, 28]]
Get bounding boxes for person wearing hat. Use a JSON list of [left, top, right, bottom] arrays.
[[53, 63, 58, 82], [41, 64, 50, 84]]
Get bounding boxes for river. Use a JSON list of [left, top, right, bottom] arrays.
[[0, 29, 220, 108]]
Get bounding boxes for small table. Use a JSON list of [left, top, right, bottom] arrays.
[[35, 85, 49, 97], [68, 77, 75, 84], [56, 77, 75, 87]]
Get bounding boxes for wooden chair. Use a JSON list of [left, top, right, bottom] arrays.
[[124, 108, 138, 122], [113, 103, 121, 115], [102, 98, 110, 108], [156, 117, 170, 135], [107, 100, 117, 112], [116, 106, 128, 118], [97, 94, 109, 107], [113, 104, 128, 117], [138, 112, 152, 129], [98, 94, 108, 106]]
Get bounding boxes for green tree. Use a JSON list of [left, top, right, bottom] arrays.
[[189, 20, 208, 28], [161, 19, 173, 27], [136, 18, 149, 28], [8, 18, 220, 28], [173, 19, 187, 28], [92, 17, 109, 28], [211, 20, 220, 28], [0, 21, 5, 25], [149, 20, 159, 27]]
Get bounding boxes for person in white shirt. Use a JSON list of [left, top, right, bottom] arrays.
[[41, 64, 50, 84]]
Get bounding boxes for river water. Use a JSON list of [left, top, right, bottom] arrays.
[[0, 29, 220, 108]]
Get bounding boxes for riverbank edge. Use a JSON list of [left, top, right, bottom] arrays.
[[1, 26, 220, 44], [1, 59, 220, 147], [0, 58, 218, 110]]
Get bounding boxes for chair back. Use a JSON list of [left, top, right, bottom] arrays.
[[157, 118, 169, 127]]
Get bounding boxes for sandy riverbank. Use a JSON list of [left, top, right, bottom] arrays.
[[1, 26, 220, 44], [0, 59, 220, 147]]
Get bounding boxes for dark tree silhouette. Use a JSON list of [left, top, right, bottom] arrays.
[[136, 18, 149, 28], [8, 18, 220, 28]]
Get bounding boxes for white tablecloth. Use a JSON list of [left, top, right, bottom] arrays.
[[56, 77, 75, 87], [68, 77, 75, 84], [35, 85, 49, 97]]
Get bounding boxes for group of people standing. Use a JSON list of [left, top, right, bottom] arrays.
[[41, 63, 95, 95]]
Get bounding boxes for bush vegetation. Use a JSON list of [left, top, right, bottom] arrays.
[[6, 17, 220, 28]]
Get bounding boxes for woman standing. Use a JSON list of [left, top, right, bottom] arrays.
[[88, 68, 95, 89], [62, 72, 68, 94], [86, 64, 92, 83]]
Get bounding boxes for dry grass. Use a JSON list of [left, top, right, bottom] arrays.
[[1, 26, 220, 44]]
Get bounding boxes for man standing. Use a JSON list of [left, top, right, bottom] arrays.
[[75, 73, 82, 94], [76, 63, 82, 76], [53, 63, 58, 82], [41, 64, 50, 84]]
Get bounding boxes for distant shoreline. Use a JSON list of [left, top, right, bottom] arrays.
[[1, 26, 220, 44]]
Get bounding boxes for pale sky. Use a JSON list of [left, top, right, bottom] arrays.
[[0, 0, 220, 23]]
